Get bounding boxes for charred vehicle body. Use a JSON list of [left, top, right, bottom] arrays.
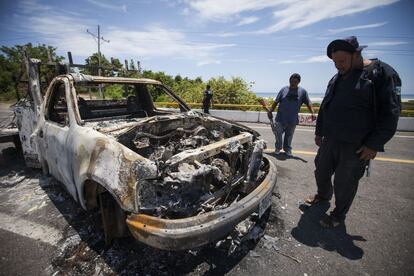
[[14, 65, 277, 250]]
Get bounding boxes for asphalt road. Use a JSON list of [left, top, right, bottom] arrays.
[[0, 103, 15, 128], [245, 122, 414, 276], [1, 103, 413, 275]]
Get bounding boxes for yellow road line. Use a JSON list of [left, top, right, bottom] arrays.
[[246, 125, 414, 138], [264, 149, 414, 164], [247, 125, 314, 132], [374, 157, 414, 164]]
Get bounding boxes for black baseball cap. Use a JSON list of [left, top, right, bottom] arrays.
[[289, 73, 301, 82], [327, 36, 367, 58]]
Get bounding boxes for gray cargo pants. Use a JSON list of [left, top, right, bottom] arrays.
[[314, 137, 367, 221]]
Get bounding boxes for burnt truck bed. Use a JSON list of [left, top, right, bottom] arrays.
[[0, 128, 19, 143], [0, 128, 21, 152]]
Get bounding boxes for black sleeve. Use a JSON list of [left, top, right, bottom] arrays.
[[315, 100, 324, 136], [364, 65, 400, 152], [315, 75, 337, 136]]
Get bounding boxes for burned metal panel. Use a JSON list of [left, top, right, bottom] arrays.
[[70, 74, 162, 85], [84, 119, 140, 137], [35, 77, 80, 199], [13, 100, 41, 168], [165, 132, 253, 167], [37, 115, 158, 212], [126, 156, 277, 251], [136, 163, 219, 218], [22, 52, 43, 115], [70, 126, 158, 211], [12, 54, 44, 168], [27, 74, 156, 211]]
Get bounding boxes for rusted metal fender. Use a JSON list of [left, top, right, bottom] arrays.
[[72, 126, 158, 212], [126, 156, 277, 251]]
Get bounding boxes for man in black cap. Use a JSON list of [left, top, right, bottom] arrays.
[[305, 36, 401, 228]]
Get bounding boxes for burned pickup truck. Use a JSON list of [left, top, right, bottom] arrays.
[[13, 64, 276, 250]]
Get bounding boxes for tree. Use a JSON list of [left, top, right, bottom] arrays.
[[174, 74, 182, 82], [82, 53, 122, 77], [0, 43, 64, 101], [207, 76, 258, 108], [111, 58, 123, 70]]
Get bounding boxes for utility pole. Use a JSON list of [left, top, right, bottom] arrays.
[[87, 25, 109, 98]]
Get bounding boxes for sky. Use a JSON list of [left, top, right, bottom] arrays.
[[0, 0, 413, 94]]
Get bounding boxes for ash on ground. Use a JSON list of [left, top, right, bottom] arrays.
[[1, 146, 285, 276]]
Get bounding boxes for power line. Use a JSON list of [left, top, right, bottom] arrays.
[[86, 25, 109, 98]]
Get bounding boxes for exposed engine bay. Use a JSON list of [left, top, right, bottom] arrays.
[[87, 113, 267, 219]]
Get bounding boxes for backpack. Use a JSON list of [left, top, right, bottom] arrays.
[[363, 59, 402, 114]]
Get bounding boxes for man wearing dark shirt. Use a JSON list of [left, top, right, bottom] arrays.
[[306, 36, 401, 228], [202, 85, 213, 114]]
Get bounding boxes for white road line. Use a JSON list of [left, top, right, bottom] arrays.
[[0, 212, 62, 246], [245, 125, 414, 138], [393, 135, 414, 138], [246, 125, 314, 132]]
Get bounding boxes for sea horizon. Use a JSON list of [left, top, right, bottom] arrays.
[[255, 92, 414, 102]]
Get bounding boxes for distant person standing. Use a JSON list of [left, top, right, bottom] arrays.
[[306, 36, 401, 228], [202, 85, 213, 114], [268, 73, 316, 156]]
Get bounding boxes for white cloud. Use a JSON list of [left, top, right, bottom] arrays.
[[18, 2, 98, 56], [186, 0, 287, 21], [16, 1, 233, 65], [86, 0, 127, 13], [279, 55, 330, 64], [104, 26, 234, 60], [18, 13, 97, 56], [328, 22, 388, 34], [197, 60, 221, 66], [207, 32, 241, 37], [160, 0, 183, 8], [237, 16, 259, 26], [364, 50, 385, 58], [185, 0, 399, 33], [368, 41, 408, 46], [262, 0, 399, 34], [19, 0, 53, 13], [181, 7, 190, 16]]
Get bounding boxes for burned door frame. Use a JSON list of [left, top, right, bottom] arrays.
[[40, 77, 79, 200]]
